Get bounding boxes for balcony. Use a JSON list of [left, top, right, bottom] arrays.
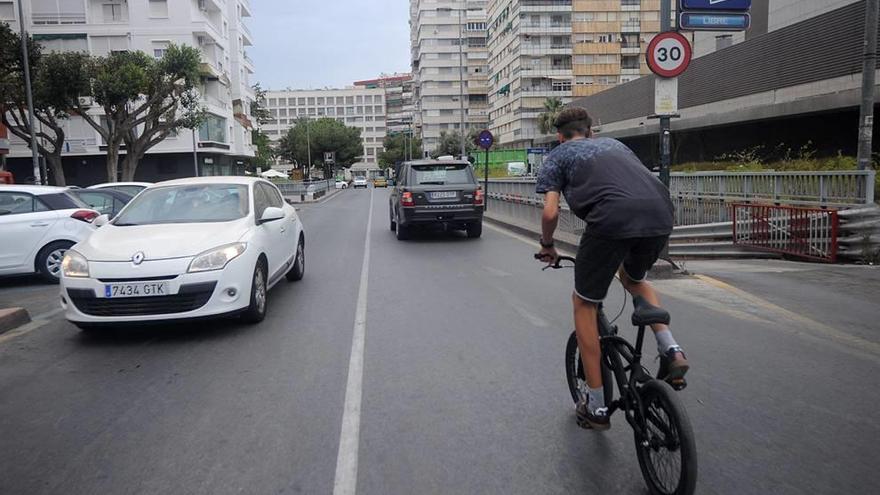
[[518, 86, 572, 98], [621, 22, 641, 33], [519, 64, 573, 76], [31, 11, 86, 25], [520, 22, 572, 34], [520, 44, 572, 55], [242, 51, 255, 73], [239, 0, 253, 17], [518, 1, 572, 13], [240, 21, 253, 46]]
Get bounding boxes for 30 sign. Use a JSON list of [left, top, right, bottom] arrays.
[[646, 32, 692, 78]]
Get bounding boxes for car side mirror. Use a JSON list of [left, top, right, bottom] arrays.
[[94, 214, 110, 227], [258, 206, 285, 224]]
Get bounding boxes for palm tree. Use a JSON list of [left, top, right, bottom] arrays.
[[537, 97, 565, 135]]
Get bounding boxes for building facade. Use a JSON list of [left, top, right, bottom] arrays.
[[410, 0, 490, 155], [1, 0, 257, 185], [353, 73, 416, 136], [262, 87, 387, 164], [486, 0, 575, 148]]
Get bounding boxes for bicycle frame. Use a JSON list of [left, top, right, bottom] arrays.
[[596, 303, 653, 440]]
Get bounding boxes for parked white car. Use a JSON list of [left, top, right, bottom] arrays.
[[87, 181, 152, 196], [0, 185, 99, 282], [60, 177, 305, 329], [335, 180, 349, 189]]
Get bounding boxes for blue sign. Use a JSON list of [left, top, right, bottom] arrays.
[[526, 148, 546, 154], [680, 12, 751, 31], [477, 130, 494, 150], [681, 0, 751, 11]]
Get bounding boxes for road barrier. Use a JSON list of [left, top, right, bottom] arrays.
[[275, 180, 335, 200], [483, 171, 878, 261], [732, 204, 839, 262]]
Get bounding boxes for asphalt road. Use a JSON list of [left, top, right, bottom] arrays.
[[1, 188, 879, 494]]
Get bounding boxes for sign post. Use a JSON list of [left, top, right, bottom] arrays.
[[476, 130, 494, 211]]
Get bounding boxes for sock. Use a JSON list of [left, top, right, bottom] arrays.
[[655, 330, 678, 355], [588, 386, 605, 414]]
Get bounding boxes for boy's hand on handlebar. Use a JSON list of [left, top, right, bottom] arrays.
[[536, 246, 559, 266]]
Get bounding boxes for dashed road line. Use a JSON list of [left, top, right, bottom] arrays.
[[332, 188, 373, 495]]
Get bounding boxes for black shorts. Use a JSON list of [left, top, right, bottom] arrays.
[[574, 234, 668, 302]]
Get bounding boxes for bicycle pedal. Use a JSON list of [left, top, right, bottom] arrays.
[[669, 379, 687, 391]]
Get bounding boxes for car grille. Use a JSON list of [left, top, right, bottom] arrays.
[[68, 282, 216, 317]]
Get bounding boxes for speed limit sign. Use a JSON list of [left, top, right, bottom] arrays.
[[646, 32, 692, 78]]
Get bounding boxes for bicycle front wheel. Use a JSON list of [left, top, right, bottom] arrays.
[[565, 331, 613, 405], [634, 380, 697, 495]]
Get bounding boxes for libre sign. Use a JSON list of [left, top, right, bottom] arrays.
[[680, 12, 751, 31]]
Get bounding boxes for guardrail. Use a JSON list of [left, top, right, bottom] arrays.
[[732, 204, 839, 262], [275, 180, 335, 198]]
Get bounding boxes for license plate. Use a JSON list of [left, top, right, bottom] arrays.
[[430, 191, 457, 199], [104, 282, 170, 298]]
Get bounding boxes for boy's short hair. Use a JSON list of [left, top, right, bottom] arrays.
[[554, 107, 592, 139]]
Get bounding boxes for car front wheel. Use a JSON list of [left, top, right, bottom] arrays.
[[286, 236, 305, 281], [242, 259, 268, 324], [36, 241, 74, 283]]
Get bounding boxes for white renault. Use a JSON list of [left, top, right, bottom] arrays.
[[60, 177, 305, 329]]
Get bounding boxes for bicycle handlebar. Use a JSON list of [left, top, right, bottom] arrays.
[[534, 253, 576, 270]]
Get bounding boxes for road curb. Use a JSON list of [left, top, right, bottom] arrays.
[[0, 307, 31, 335]]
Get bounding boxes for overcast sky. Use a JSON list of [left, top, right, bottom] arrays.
[[248, 0, 411, 90]]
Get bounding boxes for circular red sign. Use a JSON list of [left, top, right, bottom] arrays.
[[646, 32, 692, 78]]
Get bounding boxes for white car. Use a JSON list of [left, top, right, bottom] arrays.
[[60, 177, 305, 329], [0, 185, 99, 282], [335, 180, 349, 189], [88, 181, 152, 196], [353, 177, 368, 189]]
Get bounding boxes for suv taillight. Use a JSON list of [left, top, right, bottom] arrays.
[[71, 210, 99, 223], [474, 188, 484, 206], [401, 191, 415, 207]]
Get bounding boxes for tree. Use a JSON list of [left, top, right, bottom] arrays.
[[250, 82, 272, 125], [430, 130, 477, 159], [378, 132, 422, 168], [537, 97, 565, 135], [278, 118, 362, 177], [249, 82, 274, 172], [0, 24, 89, 185], [72, 46, 203, 182]]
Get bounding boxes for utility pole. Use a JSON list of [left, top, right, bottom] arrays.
[[192, 129, 199, 176], [658, 0, 673, 186], [306, 117, 312, 177], [457, 6, 467, 159], [858, 0, 879, 170], [16, 0, 41, 184]]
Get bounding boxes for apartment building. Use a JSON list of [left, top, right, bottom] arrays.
[[262, 88, 387, 164], [410, 0, 490, 155], [486, 0, 574, 148], [1, 0, 257, 184], [353, 73, 416, 135]]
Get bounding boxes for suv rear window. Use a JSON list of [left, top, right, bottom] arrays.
[[410, 164, 474, 185]]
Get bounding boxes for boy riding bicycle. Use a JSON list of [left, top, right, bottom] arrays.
[[535, 107, 689, 430]]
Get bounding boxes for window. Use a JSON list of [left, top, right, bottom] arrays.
[[258, 183, 283, 209], [148, 0, 168, 18], [621, 55, 640, 69], [33, 34, 88, 53], [317, 97, 325, 105], [102, 2, 126, 22], [31, 0, 86, 24], [552, 80, 572, 91], [336, 96, 344, 104], [0, 193, 44, 215], [298, 97, 306, 105], [198, 114, 227, 143], [268, 98, 277, 106], [152, 41, 169, 59], [90, 35, 128, 56], [0, 2, 15, 21], [307, 97, 315, 105], [117, 185, 250, 226], [356, 95, 363, 104]]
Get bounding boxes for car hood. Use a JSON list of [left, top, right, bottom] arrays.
[[76, 220, 250, 262]]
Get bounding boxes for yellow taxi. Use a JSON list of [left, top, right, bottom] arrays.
[[373, 177, 388, 188]]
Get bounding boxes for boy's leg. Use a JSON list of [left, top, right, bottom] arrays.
[[619, 236, 689, 385]]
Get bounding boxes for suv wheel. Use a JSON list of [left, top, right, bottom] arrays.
[[396, 223, 410, 240], [466, 222, 483, 239]]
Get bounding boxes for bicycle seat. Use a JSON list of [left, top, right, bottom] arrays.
[[631, 296, 671, 326]]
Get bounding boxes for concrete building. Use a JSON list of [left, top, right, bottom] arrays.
[[262, 87, 387, 164], [486, 0, 576, 148], [1, 0, 257, 184], [570, 0, 663, 98], [353, 73, 416, 135], [410, 0, 490, 155]]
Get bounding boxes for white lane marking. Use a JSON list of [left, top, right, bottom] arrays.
[[0, 308, 63, 345], [333, 187, 373, 495]]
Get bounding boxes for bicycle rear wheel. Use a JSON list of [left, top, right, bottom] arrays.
[[634, 380, 697, 495], [565, 331, 613, 404]]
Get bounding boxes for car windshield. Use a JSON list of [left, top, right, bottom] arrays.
[[411, 164, 473, 185], [112, 184, 249, 226], [105, 185, 146, 196]]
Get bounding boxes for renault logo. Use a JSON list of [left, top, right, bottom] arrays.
[[131, 252, 145, 265]]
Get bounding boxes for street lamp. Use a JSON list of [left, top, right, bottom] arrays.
[[457, 6, 467, 159], [16, 0, 41, 184]]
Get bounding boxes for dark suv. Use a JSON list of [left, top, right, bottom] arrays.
[[389, 160, 484, 240]]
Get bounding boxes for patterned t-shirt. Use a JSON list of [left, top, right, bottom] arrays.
[[535, 137, 674, 239]]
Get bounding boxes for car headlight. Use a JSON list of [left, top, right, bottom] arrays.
[[188, 243, 247, 273], [61, 250, 89, 278]]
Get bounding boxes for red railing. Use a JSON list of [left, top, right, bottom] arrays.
[[732, 204, 839, 262]]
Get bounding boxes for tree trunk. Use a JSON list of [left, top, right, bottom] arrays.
[[121, 150, 140, 182], [105, 145, 120, 182], [46, 155, 66, 186]]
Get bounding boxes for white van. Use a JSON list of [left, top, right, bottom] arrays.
[[507, 162, 527, 176]]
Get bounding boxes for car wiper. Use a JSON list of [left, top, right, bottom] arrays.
[[113, 222, 139, 226], [419, 181, 446, 185]]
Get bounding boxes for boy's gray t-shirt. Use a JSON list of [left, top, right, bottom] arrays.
[[535, 137, 674, 239]]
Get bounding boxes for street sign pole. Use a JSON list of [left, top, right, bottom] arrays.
[[476, 130, 494, 212], [858, 0, 879, 170], [659, 0, 673, 187], [16, 0, 41, 184]]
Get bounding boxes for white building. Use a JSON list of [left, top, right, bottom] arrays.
[[1, 0, 257, 184], [410, 0, 490, 155], [263, 87, 387, 164]]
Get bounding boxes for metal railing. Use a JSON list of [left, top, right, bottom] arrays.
[[275, 180, 335, 197], [733, 204, 839, 262]]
